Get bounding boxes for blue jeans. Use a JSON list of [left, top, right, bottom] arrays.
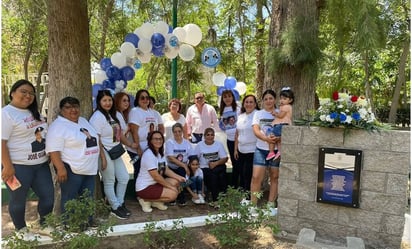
[[60, 163, 96, 214], [170, 167, 187, 203], [189, 176, 203, 194], [100, 150, 129, 210], [7, 162, 54, 230]]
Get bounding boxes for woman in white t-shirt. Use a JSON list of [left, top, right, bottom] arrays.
[[250, 90, 281, 207], [136, 131, 185, 213], [194, 128, 228, 206], [165, 122, 193, 206], [2, 80, 53, 233], [127, 89, 164, 181], [218, 90, 241, 189], [90, 90, 136, 220], [234, 94, 260, 193], [161, 98, 187, 142], [46, 97, 100, 218]]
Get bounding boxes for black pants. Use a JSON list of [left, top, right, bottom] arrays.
[[227, 140, 239, 188], [238, 151, 254, 192], [202, 165, 227, 202], [170, 167, 186, 203]]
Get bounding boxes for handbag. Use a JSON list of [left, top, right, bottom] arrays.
[[105, 143, 125, 160]]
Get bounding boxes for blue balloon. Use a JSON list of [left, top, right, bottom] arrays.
[[92, 83, 103, 97], [151, 33, 165, 48], [105, 66, 121, 80], [102, 79, 115, 89], [217, 86, 226, 96], [125, 33, 139, 47], [134, 59, 142, 69], [121, 66, 135, 81], [232, 89, 240, 101], [92, 97, 97, 110], [168, 25, 173, 33], [152, 46, 164, 57], [224, 76, 237, 89], [169, 35, 179, 47], [100, 58, 112, 71]]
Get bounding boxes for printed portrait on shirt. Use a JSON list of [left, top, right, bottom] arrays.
[[80, 128, 98, 148], [109, 121, 121, 143], [219, 111, 237, 130], [158, 161, 166, 176], [31, 126, 46, 153]]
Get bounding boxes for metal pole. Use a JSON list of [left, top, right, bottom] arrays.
[[171, 0, 178, 98]]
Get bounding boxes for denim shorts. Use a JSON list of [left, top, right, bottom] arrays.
[[253, 148, 280, 167]]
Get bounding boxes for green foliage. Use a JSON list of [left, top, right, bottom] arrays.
[[4, 231, 40, 249], [206, 187, 279, 249], [44, 190, 114, 249], [142, 219, 189, 249]]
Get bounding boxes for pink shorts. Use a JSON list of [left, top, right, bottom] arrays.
[[136, 183, 163, 200]]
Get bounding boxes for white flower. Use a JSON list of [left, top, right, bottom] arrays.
[[320, 114, 327, 121], [319, 98, 330, 105]]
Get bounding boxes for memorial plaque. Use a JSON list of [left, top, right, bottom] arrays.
[[316, 147, 362, 208]]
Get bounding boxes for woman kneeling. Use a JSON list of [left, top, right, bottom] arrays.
[[135, 131, 186, 212]]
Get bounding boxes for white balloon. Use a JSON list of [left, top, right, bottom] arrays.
[[138, 38, 152, 53], [178, 44, 195, 61], [111, 52, 127, 68], [120, 42, 136, 58], [139, 22, 154, 39], [134, 27, 142, 37], [137, 52, 152, 63], [183, 23, 202, 46], [164, 47, 179, 59], [173, 27, 186, 43], [154, 21, 169, 36], [95, 69, 108, 83], [235, 81, 247, 95], [212, 72, 226, 86]]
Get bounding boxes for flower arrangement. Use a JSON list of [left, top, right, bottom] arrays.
[[298, 91, 386, 132]]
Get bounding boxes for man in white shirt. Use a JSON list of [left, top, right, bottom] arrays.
[[186, 92, 218, 144]]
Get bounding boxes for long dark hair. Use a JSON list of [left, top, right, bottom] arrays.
[[134, 89, 150, 108], [219, 90, 237, 116], [9, 79, 41, 121], [114, 92, 131, 122], [147, 131, 164, 157], [187, 155, 199, 177], [240, 94, 260, 113], [94, 90, 120, 124]]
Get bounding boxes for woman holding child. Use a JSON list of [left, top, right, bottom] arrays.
[[250, 89, 280, 208]]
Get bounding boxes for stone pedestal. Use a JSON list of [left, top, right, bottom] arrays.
[[277, 126, 410, 249]]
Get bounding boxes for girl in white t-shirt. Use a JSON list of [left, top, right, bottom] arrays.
[[90, 90, 135, 220], [218, 90, 241, 189], [186, 155, 205, 204], [2, 80, 53, 233]]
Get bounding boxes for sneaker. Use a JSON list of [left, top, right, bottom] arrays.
[[178, 200, 187, 207], [151, 202, 168, 210], [192, 198, 202, 204], [119, 203, 131, 216], [198, 195, 206, 204], [137, 197, 153, 213], [15, 227, 36, 241], [37, 226, 54, 236], [266, 151, 276, 160], [274, 151, 281, 160], [111, 207, 128, 219]]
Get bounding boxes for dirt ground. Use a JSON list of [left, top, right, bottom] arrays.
[[2, 195, 296, 249]]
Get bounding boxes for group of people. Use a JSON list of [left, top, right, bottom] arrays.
[[1, 79, 295, 235]]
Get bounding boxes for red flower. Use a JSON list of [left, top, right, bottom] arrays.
[[351, 95, 358, 102], [332, 91, 339, 100]]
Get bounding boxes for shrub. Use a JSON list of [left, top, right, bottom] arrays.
[[143, 219, 189, 249]]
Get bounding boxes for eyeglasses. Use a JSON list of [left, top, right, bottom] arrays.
[[152, 137, 163, 141], [140, 96, 150, 100], [18, 89, 35, 97], [63, 105, 80, 110], [195, 96, 204, 100]]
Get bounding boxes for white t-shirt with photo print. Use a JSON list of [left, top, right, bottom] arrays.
[[194, 140, 228, 169], [252, 109, 275, 150], [136, 149, 166, 192], [89, 110, 122, 150]]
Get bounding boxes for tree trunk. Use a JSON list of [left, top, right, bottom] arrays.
[[264, 0, 320, 120], [388, 39, 409, 124], [47, 0, 94, 212], [255, 0, 265, 99]]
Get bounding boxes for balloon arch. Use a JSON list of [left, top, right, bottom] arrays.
[[91, 21, 202, 104]]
